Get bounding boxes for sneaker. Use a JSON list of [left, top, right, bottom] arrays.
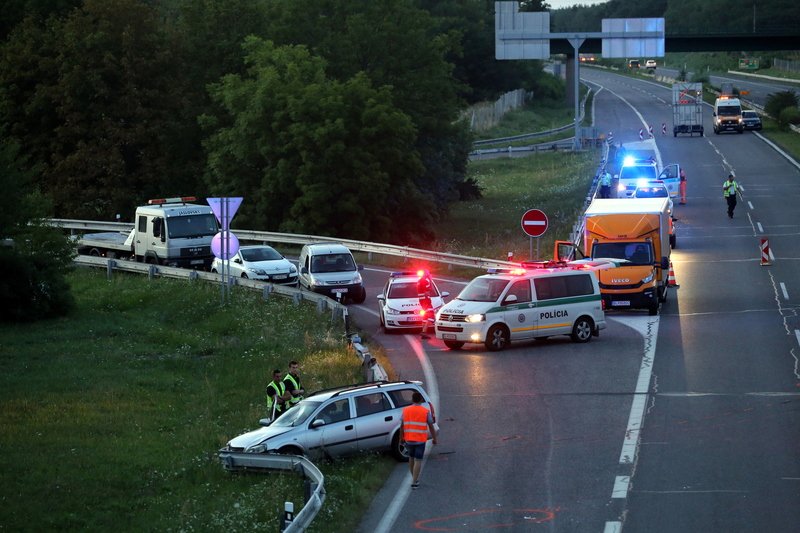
[[411, 482, 419, 490]]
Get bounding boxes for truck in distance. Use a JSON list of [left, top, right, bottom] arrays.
[[672, 82, 704, 137], [76, 196, 218, 269]]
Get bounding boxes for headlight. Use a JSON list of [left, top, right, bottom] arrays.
[[250, 268, 267, 275], [641, 273, 654, 284], [290, 265, 298, 274], [245, 444, 267, 454], [465, 314, 485, 323], [353, 272, 363, 284], [385, 306, 402, 316]]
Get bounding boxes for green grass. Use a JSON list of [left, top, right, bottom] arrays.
[[435, 151, 598, 263], [0, 268, 394, 532]]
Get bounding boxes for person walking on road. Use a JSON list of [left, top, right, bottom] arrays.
[[723, 173, 739, 218], [679, 168, 687, 205], [598, 170, 612, 199], [402, 391, 438, 489], [283, 360, 305, 409], [417, 271, 434, 340]]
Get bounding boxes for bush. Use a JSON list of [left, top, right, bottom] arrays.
[[765, 90, 799, 121], [0, 248, 74, 321], [779, 107, 800, 127]]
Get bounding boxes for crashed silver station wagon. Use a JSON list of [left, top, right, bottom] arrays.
[[220, 381, 437, 462]]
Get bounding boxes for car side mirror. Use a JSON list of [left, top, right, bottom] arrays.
[[377, 294, 385, 301], [300, 266, 308, 274], [233, 257, 242, 264], [503, 294, 518, 304], [357, 264, 364, 271], [311, 419, 325, 429], [441, 291, 450, 298]]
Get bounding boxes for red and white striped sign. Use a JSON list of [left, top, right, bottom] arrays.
[[760, 238, 771, 266]]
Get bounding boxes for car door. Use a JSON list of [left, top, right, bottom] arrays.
[[501, 279, 538, 341], [659, 164, 681, 198], [228, 251, 245, 277], [353, 392, 398, 452], [307, 398, 358, 458]]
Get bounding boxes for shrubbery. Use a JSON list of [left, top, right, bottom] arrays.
[[765, 91, 799, 128]]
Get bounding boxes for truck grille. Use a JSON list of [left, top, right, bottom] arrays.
[[182, 245, 211, 256]]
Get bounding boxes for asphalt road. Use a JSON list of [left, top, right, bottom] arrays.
[[350, 68, 800, 533]]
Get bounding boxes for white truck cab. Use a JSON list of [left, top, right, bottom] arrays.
[[713, 96, 744, 134]]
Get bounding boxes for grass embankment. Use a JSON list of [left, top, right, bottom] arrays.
[[0, 270, 393, 532]]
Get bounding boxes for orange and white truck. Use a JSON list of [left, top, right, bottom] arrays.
[[555, 197, 673, 315]]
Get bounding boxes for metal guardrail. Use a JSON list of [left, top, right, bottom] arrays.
[[72, 255, 348, 321], [218, 452, 325, 533], [52, 220, 520, 271]]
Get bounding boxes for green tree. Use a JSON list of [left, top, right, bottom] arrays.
[[202, 38, 433, 243], [0, 137, 75, 321], [262, 0, 477, 223], [0, 0, 200, 220]]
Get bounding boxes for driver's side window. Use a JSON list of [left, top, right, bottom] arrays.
[[318, 399, 351, 424]]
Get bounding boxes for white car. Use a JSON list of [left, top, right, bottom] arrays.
[[645, 59, 657, 69], [211, 245, 298, 285], [377, 271, 449, 333]]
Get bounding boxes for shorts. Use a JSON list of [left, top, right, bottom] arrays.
[[405, 441, 426, 459]]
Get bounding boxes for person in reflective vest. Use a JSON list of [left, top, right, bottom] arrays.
[[679, 168, 687, 205], [283, 360, 305, 409], [598, 170, 612, 199], [402, 391, 437, 489], [266, 369, 287, 420], [723, 173, 739, 218]]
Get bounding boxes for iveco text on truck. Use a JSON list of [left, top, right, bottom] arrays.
[[555, 197, 673, 315], [76, 197, 218, 269]]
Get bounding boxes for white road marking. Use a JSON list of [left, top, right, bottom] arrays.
[[757, 222, 764, 233], [748, 201, 754, 210], [612, 476, 630, 498], [780, 282, 789, 300], [604, 522, 622, 533]]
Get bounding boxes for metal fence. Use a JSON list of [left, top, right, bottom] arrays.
[[463, 89, 530, 132], [773, 58, 800, 74]]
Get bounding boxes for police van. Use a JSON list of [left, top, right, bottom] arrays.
[[434, 261, 608, 351]]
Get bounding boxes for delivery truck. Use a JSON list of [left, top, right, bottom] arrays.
[[672, 82, 704, 137], [555, 197, 673, 315], [76, 196, 218, 269]]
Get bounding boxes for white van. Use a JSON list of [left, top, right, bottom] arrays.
[[298, 243, 366, 304], [713, 96, 744, 134], [434, 262, 607, 351]]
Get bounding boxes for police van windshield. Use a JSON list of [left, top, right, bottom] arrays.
[[620, 165, 657, 181], [167, 214, 219, 238], [457, 277, 510, 302], [388, 281, 424, 299], [311, 253, 356, 273], [593, 242, 652, 266]]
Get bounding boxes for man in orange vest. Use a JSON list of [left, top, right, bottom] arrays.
[[402, 391, 438, 489]]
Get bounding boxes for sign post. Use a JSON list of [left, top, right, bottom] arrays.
[[208, 197, 243, 304], [521, 209, 549, 260]]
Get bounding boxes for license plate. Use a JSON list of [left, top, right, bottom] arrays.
[[407, 316, 422, 322], [190, 259, 204, 265], [442, 333, 456, 340], [331, 288, 348, 294], [273, 274, 287, 280], [612, 300, 630, 306]]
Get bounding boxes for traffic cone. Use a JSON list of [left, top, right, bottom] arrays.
[[668, 261, 679, 287]]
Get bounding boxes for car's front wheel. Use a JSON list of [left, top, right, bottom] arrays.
[[484, 324, 510, 351]]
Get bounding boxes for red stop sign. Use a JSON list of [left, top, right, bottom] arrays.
[[521, 209, 549, 237]]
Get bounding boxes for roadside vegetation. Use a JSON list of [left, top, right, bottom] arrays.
[[0, 268, 394, 532]]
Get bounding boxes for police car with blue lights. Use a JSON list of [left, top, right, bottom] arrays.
[[435, 261, 615, 351], [377, 270, 449, 333]]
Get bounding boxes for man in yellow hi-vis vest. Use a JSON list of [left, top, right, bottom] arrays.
[[283, 360, 305, 409], [266, 369, 287, 421], [723, 173, 739, 218]]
